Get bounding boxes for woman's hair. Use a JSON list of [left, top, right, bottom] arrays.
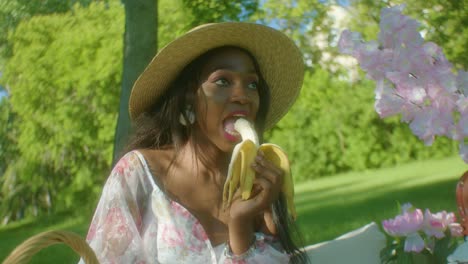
[[124, 46, 309, 263]]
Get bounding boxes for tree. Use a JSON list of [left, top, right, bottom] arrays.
[[251, 0, 336, 70], [0, 0, 102, 68], [2, 2, 124, 222], [112, 0, 157, 164]]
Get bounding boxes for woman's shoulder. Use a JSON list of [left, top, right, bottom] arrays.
[[133, 148, 175, 183]]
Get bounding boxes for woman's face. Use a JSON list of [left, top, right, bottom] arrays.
[[195, 47, 260, 153]]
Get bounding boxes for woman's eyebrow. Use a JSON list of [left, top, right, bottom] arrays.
[[209, 65, 257, 74]]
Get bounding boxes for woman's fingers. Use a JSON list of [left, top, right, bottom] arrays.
[[251, 152, 283, 187]]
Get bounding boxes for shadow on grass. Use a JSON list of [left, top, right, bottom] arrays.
[[0, 211, 90, 263], [296, 178, 458, 245]]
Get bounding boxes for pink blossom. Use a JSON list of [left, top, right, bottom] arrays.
[[423, 209, 449, 238], [378, 5, 423, 50], [338, 4, 468, 165], [409, 106, 456, 145], [449, 222, 464, 237], [423, 210, 463, 239], [374, 79, 413, 119], [382, 208, 426, 252], [382, 208, 424, 236], [356, 44, 393, 80]]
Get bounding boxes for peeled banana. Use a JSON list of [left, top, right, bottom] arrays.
[[222, 118, 297, 220]]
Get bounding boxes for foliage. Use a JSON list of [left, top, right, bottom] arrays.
[[0, 0, 103, 63], [158, 0, 258, 49], [1, 2, 124, 222], [252, 0, 335, 70], [0, 98, 16, 176], [182, 0, 258, 28], [266, 68, 458, 181]]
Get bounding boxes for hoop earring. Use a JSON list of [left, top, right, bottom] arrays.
[[179, 106, 195, 126]]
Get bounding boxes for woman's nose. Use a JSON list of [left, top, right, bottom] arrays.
[[230, 82, 251, 104]]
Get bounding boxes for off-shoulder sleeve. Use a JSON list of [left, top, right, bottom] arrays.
[[219, 233, 290, 264], [80, 151, 153, 264]]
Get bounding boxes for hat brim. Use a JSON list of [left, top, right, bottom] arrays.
[[129, 22, 304, 130]]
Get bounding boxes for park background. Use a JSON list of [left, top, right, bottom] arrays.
[[0, 0, 466, 262]]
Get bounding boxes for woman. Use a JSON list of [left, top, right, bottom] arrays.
[[83, 22, 308, 263]]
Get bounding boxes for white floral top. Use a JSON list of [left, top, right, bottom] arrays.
[[81, 151, 289, 263]]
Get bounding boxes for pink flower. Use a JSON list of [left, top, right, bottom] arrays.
[[338, 4, 468, 165], [423, 210, 464, 239], [423, 209, 449, 238], [382, 208, 424, 236], [449, 222, 464, 237], [378, 5, 423, 50], [382, 208, 425, 252]]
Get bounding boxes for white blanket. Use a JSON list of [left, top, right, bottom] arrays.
[[304, 222, 386, 264]]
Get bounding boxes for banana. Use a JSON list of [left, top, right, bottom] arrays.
[[222, 118, 297, 220]]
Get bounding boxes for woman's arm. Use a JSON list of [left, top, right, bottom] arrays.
[[81, 152, 151, 264]]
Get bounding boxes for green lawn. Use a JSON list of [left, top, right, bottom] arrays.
[[1, 156, 466, 263], [295, 156, 467, 245]]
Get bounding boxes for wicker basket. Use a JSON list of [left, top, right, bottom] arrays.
[[2, 230, 99, 264]]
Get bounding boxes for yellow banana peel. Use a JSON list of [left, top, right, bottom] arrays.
[[222, 118, 296, 220]]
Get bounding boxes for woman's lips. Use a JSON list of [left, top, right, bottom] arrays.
[[222, 111, 249, 142]]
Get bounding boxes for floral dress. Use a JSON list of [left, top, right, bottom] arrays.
[[81, 151, 290, 263]]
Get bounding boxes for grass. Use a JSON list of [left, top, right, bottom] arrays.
[[0, 156, 466, 262], [294, 156, 467, 245], [0, 211, 89, 263]]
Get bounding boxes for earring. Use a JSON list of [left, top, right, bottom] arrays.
[[179, 105, 195, 126]]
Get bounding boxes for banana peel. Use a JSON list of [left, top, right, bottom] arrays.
[[222, 118, 297, 220]]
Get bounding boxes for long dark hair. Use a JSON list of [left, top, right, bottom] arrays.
[[124, 46, 309, 263]]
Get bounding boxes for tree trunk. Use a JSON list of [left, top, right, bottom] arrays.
[[113, 0, 157, 165]]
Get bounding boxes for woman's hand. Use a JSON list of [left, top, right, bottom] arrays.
[[227, 150, 284, 254]]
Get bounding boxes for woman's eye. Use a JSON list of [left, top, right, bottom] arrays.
[[248, 82, 258, 90], [215, 78, 229, 87]]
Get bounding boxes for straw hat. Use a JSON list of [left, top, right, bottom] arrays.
[[129, 22, 304, 130]]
